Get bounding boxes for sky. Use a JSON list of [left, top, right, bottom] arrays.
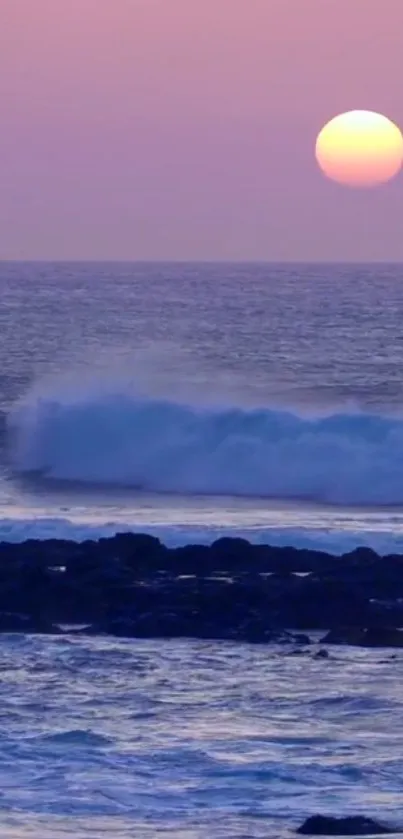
[[0, 0, 402, 261]]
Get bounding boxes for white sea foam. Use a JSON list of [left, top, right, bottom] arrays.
[[8, 383, 403, 506]]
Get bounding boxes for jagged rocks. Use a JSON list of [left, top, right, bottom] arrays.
[[0, 534, 402, 640]]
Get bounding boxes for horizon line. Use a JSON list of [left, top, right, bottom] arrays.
[[1, 258, 403, 265]]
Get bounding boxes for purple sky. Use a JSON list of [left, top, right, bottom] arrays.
[[1, 0, 403, 261]]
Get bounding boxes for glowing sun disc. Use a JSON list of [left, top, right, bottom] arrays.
[[315, 110, 403, 187]]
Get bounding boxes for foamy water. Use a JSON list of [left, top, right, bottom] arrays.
[[0, 633, 402, 839]]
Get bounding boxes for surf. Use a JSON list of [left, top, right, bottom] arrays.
[[7, 386, 403, 505]]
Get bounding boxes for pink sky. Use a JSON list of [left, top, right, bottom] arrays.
[[0, 0, 402, 260]]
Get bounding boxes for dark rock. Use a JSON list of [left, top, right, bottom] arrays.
[[314, 648, 330, 659], [169, 544, 213, 575], [87, 610, 310, 644], [211, 536, 252, 555], [358, 626, 403, 648], [0, 532, 403, 641], [292, 633, 311, 645], [338, 547, 380, 568], [285, 647, 310, 656], [321, 627, 367, 646], [281, 576, 372, 630], [0, 612, 59, 634], [97, 532, 167, 574], [296, 815, 392, 835], [321, 626, 403, 648], [258, 545, 333, 574]]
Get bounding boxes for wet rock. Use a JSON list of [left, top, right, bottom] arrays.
[[0, 533, 403, 640], [180, 538, 334, 575], [87, 610, 310, 644], [107, 531, 167, 571], [0, 611, 60, 634], [279, 576, 373, 630], [314, 648, 330, 659], [321, 626, 403, 648], [257, 545, 333, 574], [211, 536, 253, 558], [169, 544, 215, 576], [320, 627, 367, 646], [337, 547, 380, 568], [297, 815, 393, 835], [357, 626, 403, 648]]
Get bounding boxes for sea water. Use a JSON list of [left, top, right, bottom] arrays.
[[1, 262, 403, 836]]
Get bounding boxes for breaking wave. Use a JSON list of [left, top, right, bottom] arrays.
[[7, 390, 403, 505]]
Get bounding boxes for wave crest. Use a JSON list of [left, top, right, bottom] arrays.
[[7, 391, 403, 504]]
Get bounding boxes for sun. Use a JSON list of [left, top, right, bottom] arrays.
[[315, 110, 403, 188]]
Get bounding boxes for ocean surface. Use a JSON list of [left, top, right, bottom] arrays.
[[1, 635, 403, 839], [2, 261, 403, 553], [2, 262, 403, 838]]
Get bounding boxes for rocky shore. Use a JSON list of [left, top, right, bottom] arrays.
[[1, 533, 403, 645]]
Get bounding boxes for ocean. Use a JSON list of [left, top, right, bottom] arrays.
[[1, 261, 403, 838], [2, 261, 403, 552]]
